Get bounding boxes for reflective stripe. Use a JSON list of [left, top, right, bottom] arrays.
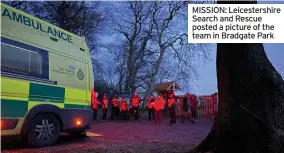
[[1, 99, 28, 117]]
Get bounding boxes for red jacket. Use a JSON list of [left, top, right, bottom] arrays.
[[92, 97, 100, 109], [131, 96, 141, 107], [154, 96, 165, 111], [168, 98, 175, 108], [112, 98, 119, 107], [91, 88, 100, 109], [119, 100, 128, 111], [167, 91, 175, 107], [102, 97, 108, 109], [190, 95, 198, 111]]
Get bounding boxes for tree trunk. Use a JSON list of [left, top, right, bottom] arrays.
[[143, 48, 166, 107], [189, 1, 284, 152], [190, 42, 284, 153]]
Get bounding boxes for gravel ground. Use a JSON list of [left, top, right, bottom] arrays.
[[1, 116, 213, 153]]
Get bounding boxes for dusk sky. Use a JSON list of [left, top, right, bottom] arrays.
[[193, 1, 284, 95], [98, 1, 284, 96], [192, 44, 284, 95]]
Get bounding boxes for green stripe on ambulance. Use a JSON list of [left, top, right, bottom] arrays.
[[29, 83, 65, 103]]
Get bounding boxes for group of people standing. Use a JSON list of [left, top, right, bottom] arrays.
[[91, 88, 199, 125], [146, 93, 165, 124], [146, 91, 199, 125], [146, 92, 173, 124], [91, 88, 142, 122]]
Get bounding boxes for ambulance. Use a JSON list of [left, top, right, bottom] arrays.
[[1, 3, 94, 147]]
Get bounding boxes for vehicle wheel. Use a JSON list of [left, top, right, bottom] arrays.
[[26, 113, 61, 148]]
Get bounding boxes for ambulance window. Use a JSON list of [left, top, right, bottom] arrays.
[[1, 43, 42, 76]]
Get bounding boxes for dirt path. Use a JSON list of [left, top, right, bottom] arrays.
[[1, 117, 213, 153]]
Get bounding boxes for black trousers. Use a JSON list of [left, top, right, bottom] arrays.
[[93, 109, 97, 121], [102, 109, 108, 120], [111, 107, 119, 119], [115, 107, 119, 118], [169, 106, 176, 124], [191, 110, 197, 119], [132, 107, 140, 120], [120, 110, 128, 121], [148, 108, 154, 121]]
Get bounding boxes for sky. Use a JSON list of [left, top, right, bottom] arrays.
[[192, 43, 284, 95], [98, 1, 284, 96], [192, 1, 284, 95]]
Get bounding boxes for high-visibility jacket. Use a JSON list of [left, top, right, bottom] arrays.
[[112, 98, 119, 107], [102, 97, 108, 109], [154, 96, 165, 111], [168, 98, 175, 108], [92, 97, 100, 109], [131, 96, 141, 107], [167, 91, 175, 108], [91, 88, 100, 109], [119, 100, 128, 111], [146, 98, 154, 109]]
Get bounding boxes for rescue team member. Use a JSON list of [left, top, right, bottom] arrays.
[[146, 95, 155, 121], [119, 97, 129, 121], [181, 93, 190, 123], [91, 88, 101, 122], [168, 91, 176, 125], [153, 93, 165, 124], [190, 94, 199, 124], [130, 92, 141, 120], [102, 94, 109, 122], [111, 94, 119, 120]]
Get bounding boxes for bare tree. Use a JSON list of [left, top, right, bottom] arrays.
[[109, 2, 154, 94], [5, 1, 103, 54], [143, 1, 205, 105], [190, 1, 284, 153], [106, 1, 210, 106], [5, 1, 105, 87], [3, 1, 28, 9]]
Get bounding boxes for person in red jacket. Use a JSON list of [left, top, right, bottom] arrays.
[[146, 95, 155, 121], [168, 91, 176, 125], [153, 93, 165, 124], [190, 94, 199, 124], [91, 88, 100, 122], [111, 94, 119, 120], [119, 97, 129, 121], [102, 94, 109, 122], [130, 92, 141, 120]]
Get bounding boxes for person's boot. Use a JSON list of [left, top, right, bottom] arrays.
[[192, 118, 196, 124]]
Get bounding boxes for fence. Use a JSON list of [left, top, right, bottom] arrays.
[[175, 93, 218, 118], [198, 95, 215, 117]]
